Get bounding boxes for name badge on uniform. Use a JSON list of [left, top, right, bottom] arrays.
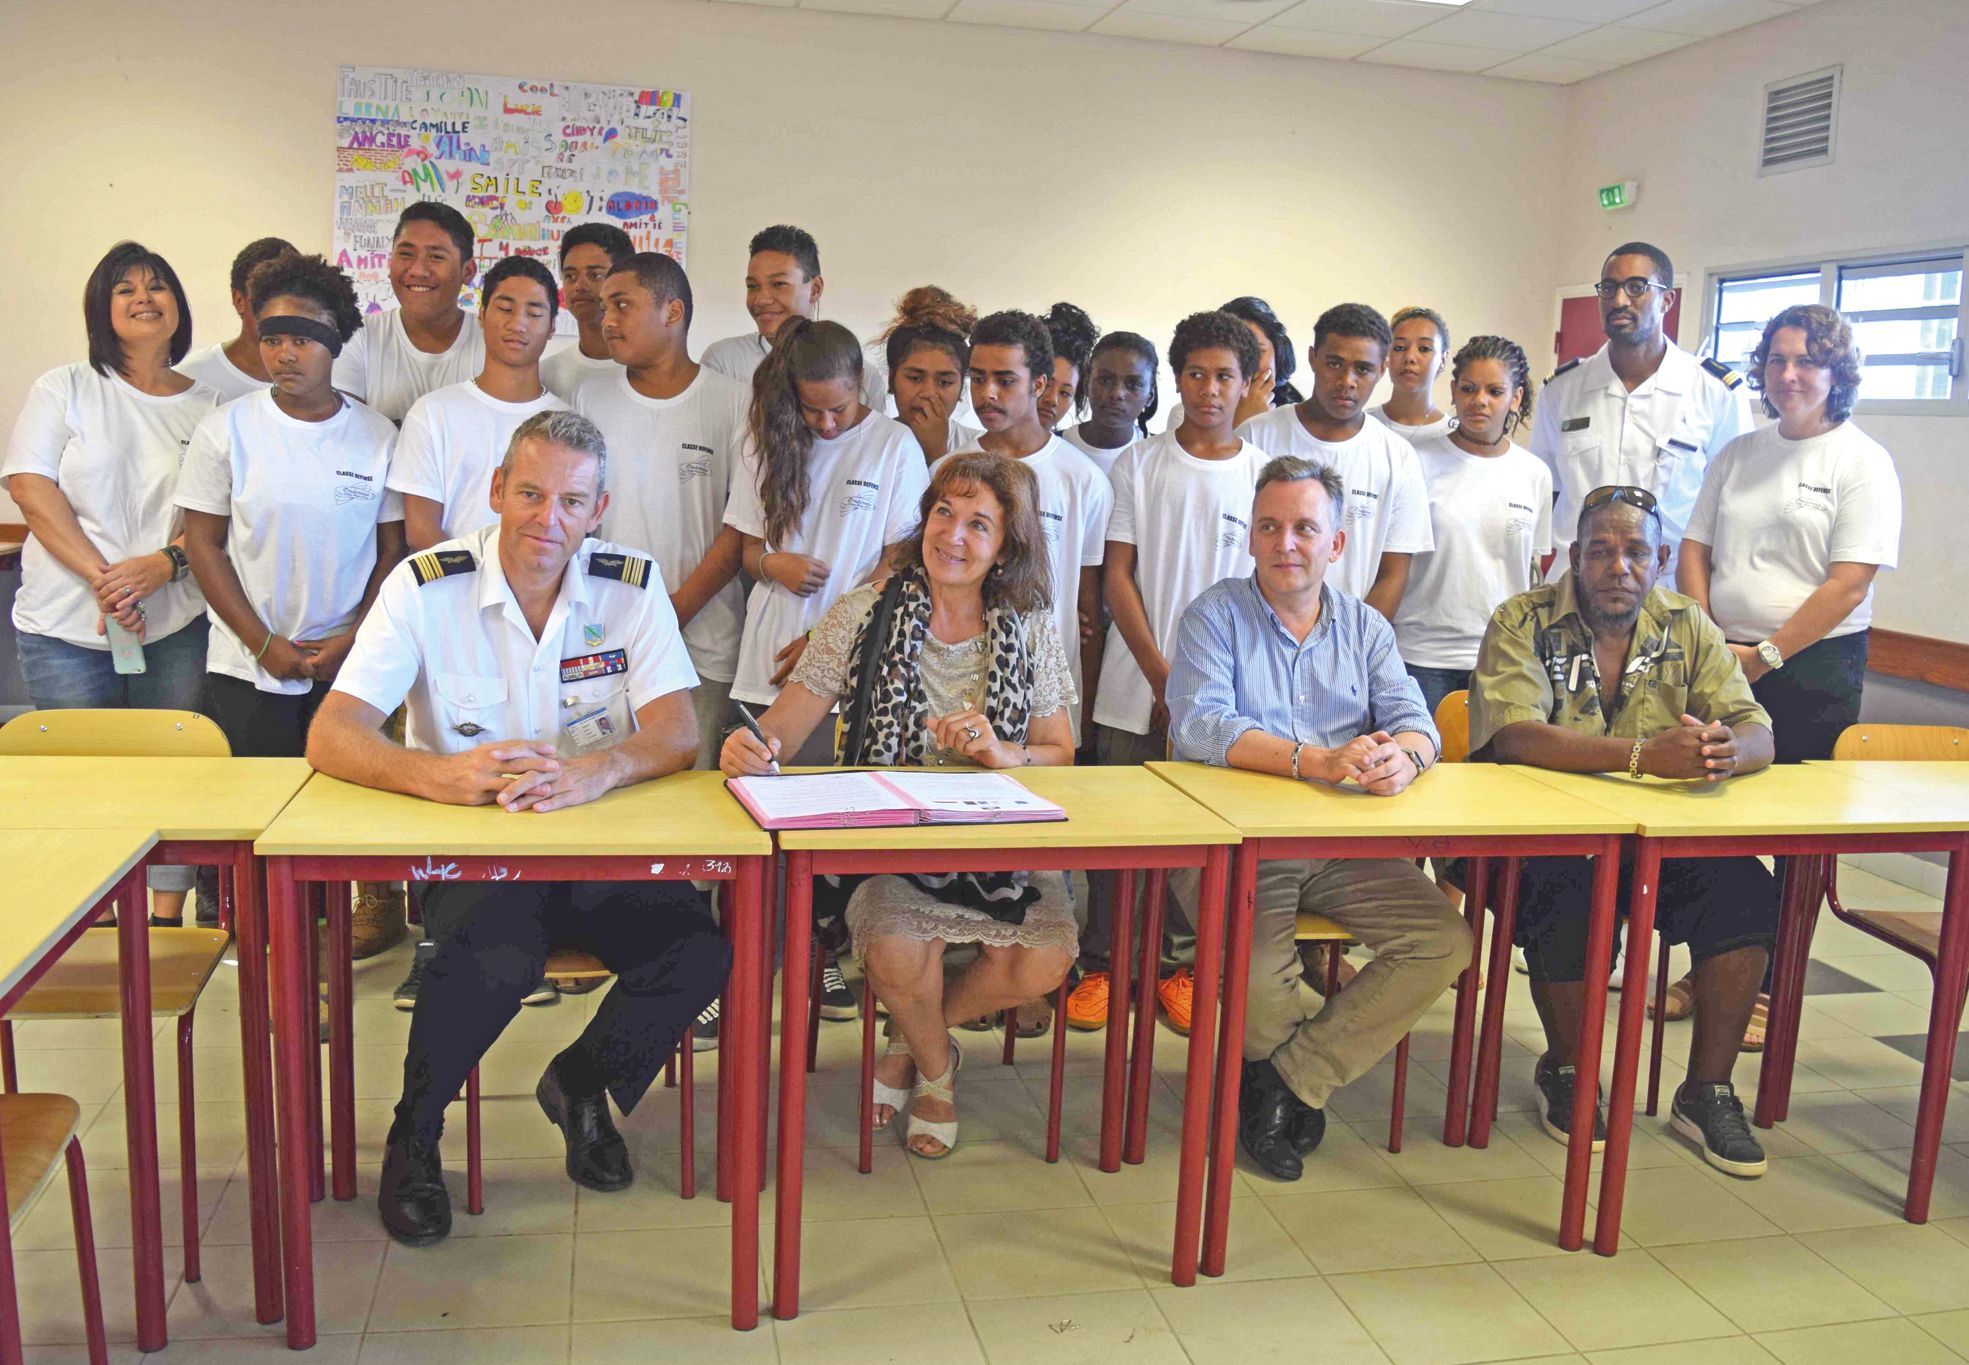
[[1665, 437, 1697, 452], [1561, 417, 1591, 432], [559, 649, 627, 684], [564, 706, 618, 750]]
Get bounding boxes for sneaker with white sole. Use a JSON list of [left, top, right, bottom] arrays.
[[1533, 1053, 1607, 1152], [520, 973, 559, 1008], [690, 998, 720, 1052], [393, 941, 436, 1012], [819, 955, 858, 1021], [1670, 1080, 1767, 1177]]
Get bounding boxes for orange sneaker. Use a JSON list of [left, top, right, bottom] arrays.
[[1158, 969, 1194, 1035], [1065, 971, 1111, 1031]]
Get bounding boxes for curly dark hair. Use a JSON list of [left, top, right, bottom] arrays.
[[893, 451, 1051, 616], [228, 237, 298, 294], [1042, 302, 1099, 415], [1748, 303, 1864, 423], [970, 310, 1054, 382], [1219, 296, 1298, 401], [83, 241, 194, 377], [749, 224, 820, 279], [245, 252, 362, 342], [559, 222, 634, 267], [1451, 335, 1536, 434], [750, 318, 864, 546], [883, 286, 976, 377], [1169, 310, 1262, 378], [1312, 302, 1392, 354], [1090, 331, 1160, 435]]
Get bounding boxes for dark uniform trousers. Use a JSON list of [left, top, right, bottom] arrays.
[[392, 879, 730, 1143]]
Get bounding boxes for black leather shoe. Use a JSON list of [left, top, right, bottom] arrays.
[[1288, 1101, 1327, 1157], [1238, 1061, 1303, 1182], [379, 1134, 452, 1246], [537, 1058, 634, 1192]]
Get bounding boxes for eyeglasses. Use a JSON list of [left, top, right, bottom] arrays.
[[1581, 485, 1660, 517], [1593, 277, 1672, 301]]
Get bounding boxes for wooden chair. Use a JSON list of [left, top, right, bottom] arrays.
[[2, 1093, 108, 1364], [460, 949, 696, 1213], [0, 708, 234, 1283]]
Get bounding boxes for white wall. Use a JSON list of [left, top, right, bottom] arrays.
[[0, 0, 1569, 522], [1553, 0, 1969, 642]]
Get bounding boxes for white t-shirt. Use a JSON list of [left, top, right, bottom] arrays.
[[178, 345, 271, 405], [1063, 424, 1143, 481], [387, 381, 568, 540], [1684, 421, 1902, 642], [1369, 403, 1454, 445], [174, 392, 403, 694], [576, 368, 749, 682], [2, 364, 215, 648], [940, 435, 1113, 740], [332, 310, 485, 423], [1236, 406, 1436, 602], [1093, 432, 1265, 735], [701, 331, 886, 408], [1394, 435, 1553, 670], [333, 525, 698, 757], [725, 412, 929, 706], [540, 343, 618, 405]]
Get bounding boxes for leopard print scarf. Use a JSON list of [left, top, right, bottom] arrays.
[[835, 568, 1040, 924]]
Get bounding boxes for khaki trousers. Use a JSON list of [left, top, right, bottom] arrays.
[[1231, 857, 1469, 1110]]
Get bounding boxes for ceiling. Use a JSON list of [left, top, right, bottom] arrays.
[[710, 0, 1829, 85]]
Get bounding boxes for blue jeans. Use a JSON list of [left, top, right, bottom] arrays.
[[16, 617, 211, 892], [1404, 663, 1470, 721]]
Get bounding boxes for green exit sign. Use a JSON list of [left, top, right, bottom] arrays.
[[1599, 179, 1639, 210]]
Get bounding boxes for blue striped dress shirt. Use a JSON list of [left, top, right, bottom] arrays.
[[1167, 576, 1438, 767]]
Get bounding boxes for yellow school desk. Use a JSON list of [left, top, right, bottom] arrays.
[[1512, 763, 1969, 1250], [0, 827, 156, 1365], [1146, 761, 1635, 1273], [254, 770, 772, 1344], [769, 766, 1241, 1317], [0, 756, 310, 1344]]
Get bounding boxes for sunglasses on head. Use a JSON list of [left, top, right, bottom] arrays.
[[1581, 485, 1662, 522]]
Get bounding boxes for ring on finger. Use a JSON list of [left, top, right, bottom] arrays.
[[965, 726, 980, 741]]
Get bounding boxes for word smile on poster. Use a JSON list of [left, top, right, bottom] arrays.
[[334, 64, 691, 330]]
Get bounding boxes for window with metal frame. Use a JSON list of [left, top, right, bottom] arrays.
[[1705, 248, 1968, 410]]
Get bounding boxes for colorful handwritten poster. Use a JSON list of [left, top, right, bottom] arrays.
[[334, 65, 690, 330]]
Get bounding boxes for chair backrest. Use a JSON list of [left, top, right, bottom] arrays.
[[0, 709, 232, 759], [1831, 724, 1969, 763], [1434, 690, 1471, 765]]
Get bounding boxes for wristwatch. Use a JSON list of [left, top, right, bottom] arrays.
[[1755, 640, 1785, 672], [161, 544, 190, 581], [1401, 747, 1426, 777]]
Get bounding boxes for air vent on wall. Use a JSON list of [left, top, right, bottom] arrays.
[[1760, 66, 1840, 175]]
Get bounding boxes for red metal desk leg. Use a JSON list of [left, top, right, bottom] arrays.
[[1441, 856, 1490, 1147], [328, 890, 356, 1202], [1098, 869, 1136, 1173], [716, 882, 736, 1204], [267, 857, 318, 1349], [1595, 839, 1660, 1255], [0, 1109, 17, 1365], [1125, 869, 1168, 1165], [117, 867, 167, 1352], [758, 854, 775, 1195], [1774, 855, 1829, 1123], [305, 888, 324, 1204], [728, 857, 764, 1330], [229, 845, 283, 1323], [1559, 836, 1622, 1252], [1470, 859, 1521, 1149], [1908, 839, 1969, 1223], [773, 851, 815, 1320], [1756, 854, 1812, 1129], [1186, 842, 1241, 1282]]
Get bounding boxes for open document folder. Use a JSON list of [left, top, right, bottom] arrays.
[[725, 769, 1069, 831]]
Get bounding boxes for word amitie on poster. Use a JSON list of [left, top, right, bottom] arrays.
[[334, 65, 690, 330]]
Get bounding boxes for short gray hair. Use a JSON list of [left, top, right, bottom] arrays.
[[1254, 455, 1345, 522], [500, 409, 609, 489]]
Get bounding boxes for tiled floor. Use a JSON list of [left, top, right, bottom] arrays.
[[11, 861, 1969, 1362]]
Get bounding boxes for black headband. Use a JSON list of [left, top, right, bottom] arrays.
[[259, 314, 345, 358]]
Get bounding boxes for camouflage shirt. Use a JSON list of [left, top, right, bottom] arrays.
[[1468, 571, 1770, 758]]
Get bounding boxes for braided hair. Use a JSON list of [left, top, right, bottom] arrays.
[[1450, 335, 1535, 435]]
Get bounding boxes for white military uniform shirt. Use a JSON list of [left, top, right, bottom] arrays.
[[332, 524, 699, 757], [1528, 339, 1754, 576]]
